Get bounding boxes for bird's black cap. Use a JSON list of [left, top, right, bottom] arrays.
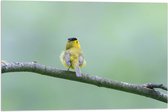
[[68, 37, 77, 41]]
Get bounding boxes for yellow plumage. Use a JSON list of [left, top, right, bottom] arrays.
[[60, 37, 86, 77]]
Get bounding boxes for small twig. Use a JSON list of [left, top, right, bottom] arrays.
[[143, 83, 167, 91], [1, 61, 168, 103]]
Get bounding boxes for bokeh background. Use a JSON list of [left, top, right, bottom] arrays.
[[1, 1, 167, 110]]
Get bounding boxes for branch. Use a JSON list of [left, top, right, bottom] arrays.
[[1, 62, 167, 103], [143, 83, 167, 91]]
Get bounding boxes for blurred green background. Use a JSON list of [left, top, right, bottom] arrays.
[[1, 1, 167, 110]]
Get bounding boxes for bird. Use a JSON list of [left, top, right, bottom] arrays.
[[60, 37, 86, 77]]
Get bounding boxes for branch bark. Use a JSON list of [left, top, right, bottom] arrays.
[[1, 62, 167, 103]]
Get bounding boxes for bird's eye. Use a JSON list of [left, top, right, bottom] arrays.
[[76, 41, 78, 43]]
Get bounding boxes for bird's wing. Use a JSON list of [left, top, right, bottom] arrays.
[[78, 54, 84, 66], [64, 51, 71, 66]]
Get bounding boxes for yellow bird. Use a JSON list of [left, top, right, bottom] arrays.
[[60, 37, 86, 77]]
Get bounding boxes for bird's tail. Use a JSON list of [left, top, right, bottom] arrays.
[[75, 65, 82, 77]]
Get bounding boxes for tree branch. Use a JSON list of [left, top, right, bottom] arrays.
[[1, 62, 167, 103], [143, 83, 167, 91]]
